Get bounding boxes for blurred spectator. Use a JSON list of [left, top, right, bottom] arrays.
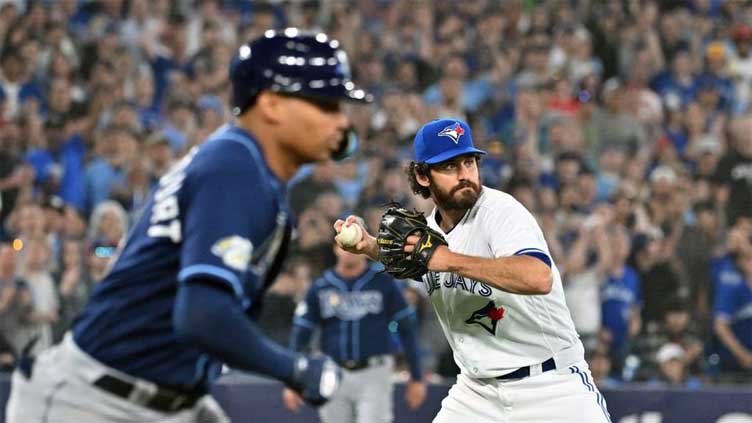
[[641, 298, 705, 376], [9, 203, 47, 240], [24, 115, 86, 209], [87, 238, 118, 284], [87, 200, 128, 246], [587, 348, 621, 389], [630, 230, 683, 331], [600, 224, 642, 379], [16, 236, 58, 355], [0, 140, 34, 234], [713, 116, 752, 225], [54, 238, 90, 341], [84, 125, 137, 214], [729, 24, 752, 114], [712, 249, 752, 381], [143, 131, 174, 181], [649, 343, 703, 388], [699, 42, 735, 114], [563, 205, 612, 352], [0, 243, 23, 365], [651, 50, 697, 110], [590, 77, 648, 155], [676, 201, 722, 318], [0, 48, 44, 121]]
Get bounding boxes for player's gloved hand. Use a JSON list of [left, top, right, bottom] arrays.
[[289, 355, 342, 406], [377, 203, 447, 279]]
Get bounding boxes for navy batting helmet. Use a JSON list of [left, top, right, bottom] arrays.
[[229, 28, 372, 117]]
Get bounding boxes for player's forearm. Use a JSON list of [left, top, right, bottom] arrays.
[[289, 325, 314, 352], [396, 313, 423, 381], [174, 281, 297, 385], [429, 248, 553, 295], [363, 234, 380, 261]]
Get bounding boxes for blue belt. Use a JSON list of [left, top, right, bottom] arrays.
[[496, 357, 556, 380]]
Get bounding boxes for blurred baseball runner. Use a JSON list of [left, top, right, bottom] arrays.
[[5, 28, 371, 423], [336, 118, 611, 422]]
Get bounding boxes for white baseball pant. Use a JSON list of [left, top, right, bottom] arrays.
[[319, 355, 395, 423], [5, 333, 228, 423], [433, 360, 611, 423]]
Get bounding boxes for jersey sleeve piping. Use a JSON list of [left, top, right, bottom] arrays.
[[513, 247, 552, 268], [178, 264, 250, 308], [392, 306, 415, 322]]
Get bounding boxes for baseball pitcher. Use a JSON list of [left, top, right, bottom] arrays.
[[336, 119, 611, 422]]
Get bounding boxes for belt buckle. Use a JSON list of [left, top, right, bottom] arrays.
[[129, 381, 157, 406], [170, 395, 187, 411]]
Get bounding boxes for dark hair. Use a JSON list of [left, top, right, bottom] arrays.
[[406, 155, 482, 199], [407, 161, 432, 199]]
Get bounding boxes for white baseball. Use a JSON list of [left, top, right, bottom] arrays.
[[336, 224, 362, 247]]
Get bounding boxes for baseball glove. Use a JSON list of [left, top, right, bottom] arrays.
[[376, 204, 447, 280]]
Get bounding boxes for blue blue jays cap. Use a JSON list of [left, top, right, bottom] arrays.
[[413, 119, 486, 164], [230, 27, 372, 116]]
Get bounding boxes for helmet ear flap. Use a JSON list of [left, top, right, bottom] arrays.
[[331, 127, 359, 161], [231, 93, 258, 117]]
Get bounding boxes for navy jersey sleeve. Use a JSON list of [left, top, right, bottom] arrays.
[[385, 278, 413, 322], [293, 282, 321, 330], [177, 143, 277, 308], [384, 277, 423, 380], [290, 282, 321, 352]]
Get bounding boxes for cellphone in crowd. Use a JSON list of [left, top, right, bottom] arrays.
[[94, 246, 116, 258]]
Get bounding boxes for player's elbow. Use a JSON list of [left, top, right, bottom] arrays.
[[173, 295, 205, 345], [531, 267, 553, 295], [173, 281, 227, 347]]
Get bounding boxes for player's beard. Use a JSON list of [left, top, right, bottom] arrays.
[[430, 178, 482, 211]]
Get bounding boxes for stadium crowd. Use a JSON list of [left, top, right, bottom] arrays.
[[0, 0, 751, 389]]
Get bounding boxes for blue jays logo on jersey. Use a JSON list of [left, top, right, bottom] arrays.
[[465, 300, 505, 335], [438, 122, 465, 144]]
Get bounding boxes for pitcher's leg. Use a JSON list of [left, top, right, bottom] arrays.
[[432, 374, 507, 423]]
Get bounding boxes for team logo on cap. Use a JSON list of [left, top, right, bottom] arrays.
[[438, 122, 465, 144], [465, 300, 505, 335]]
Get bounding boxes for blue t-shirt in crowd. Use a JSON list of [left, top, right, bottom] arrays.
[[25, 134, 86, 210], [713, 258, 752, 367], [601, 266, 642, 348]]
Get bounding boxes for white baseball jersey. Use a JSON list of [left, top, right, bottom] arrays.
[[422, 186, 584, 378]]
